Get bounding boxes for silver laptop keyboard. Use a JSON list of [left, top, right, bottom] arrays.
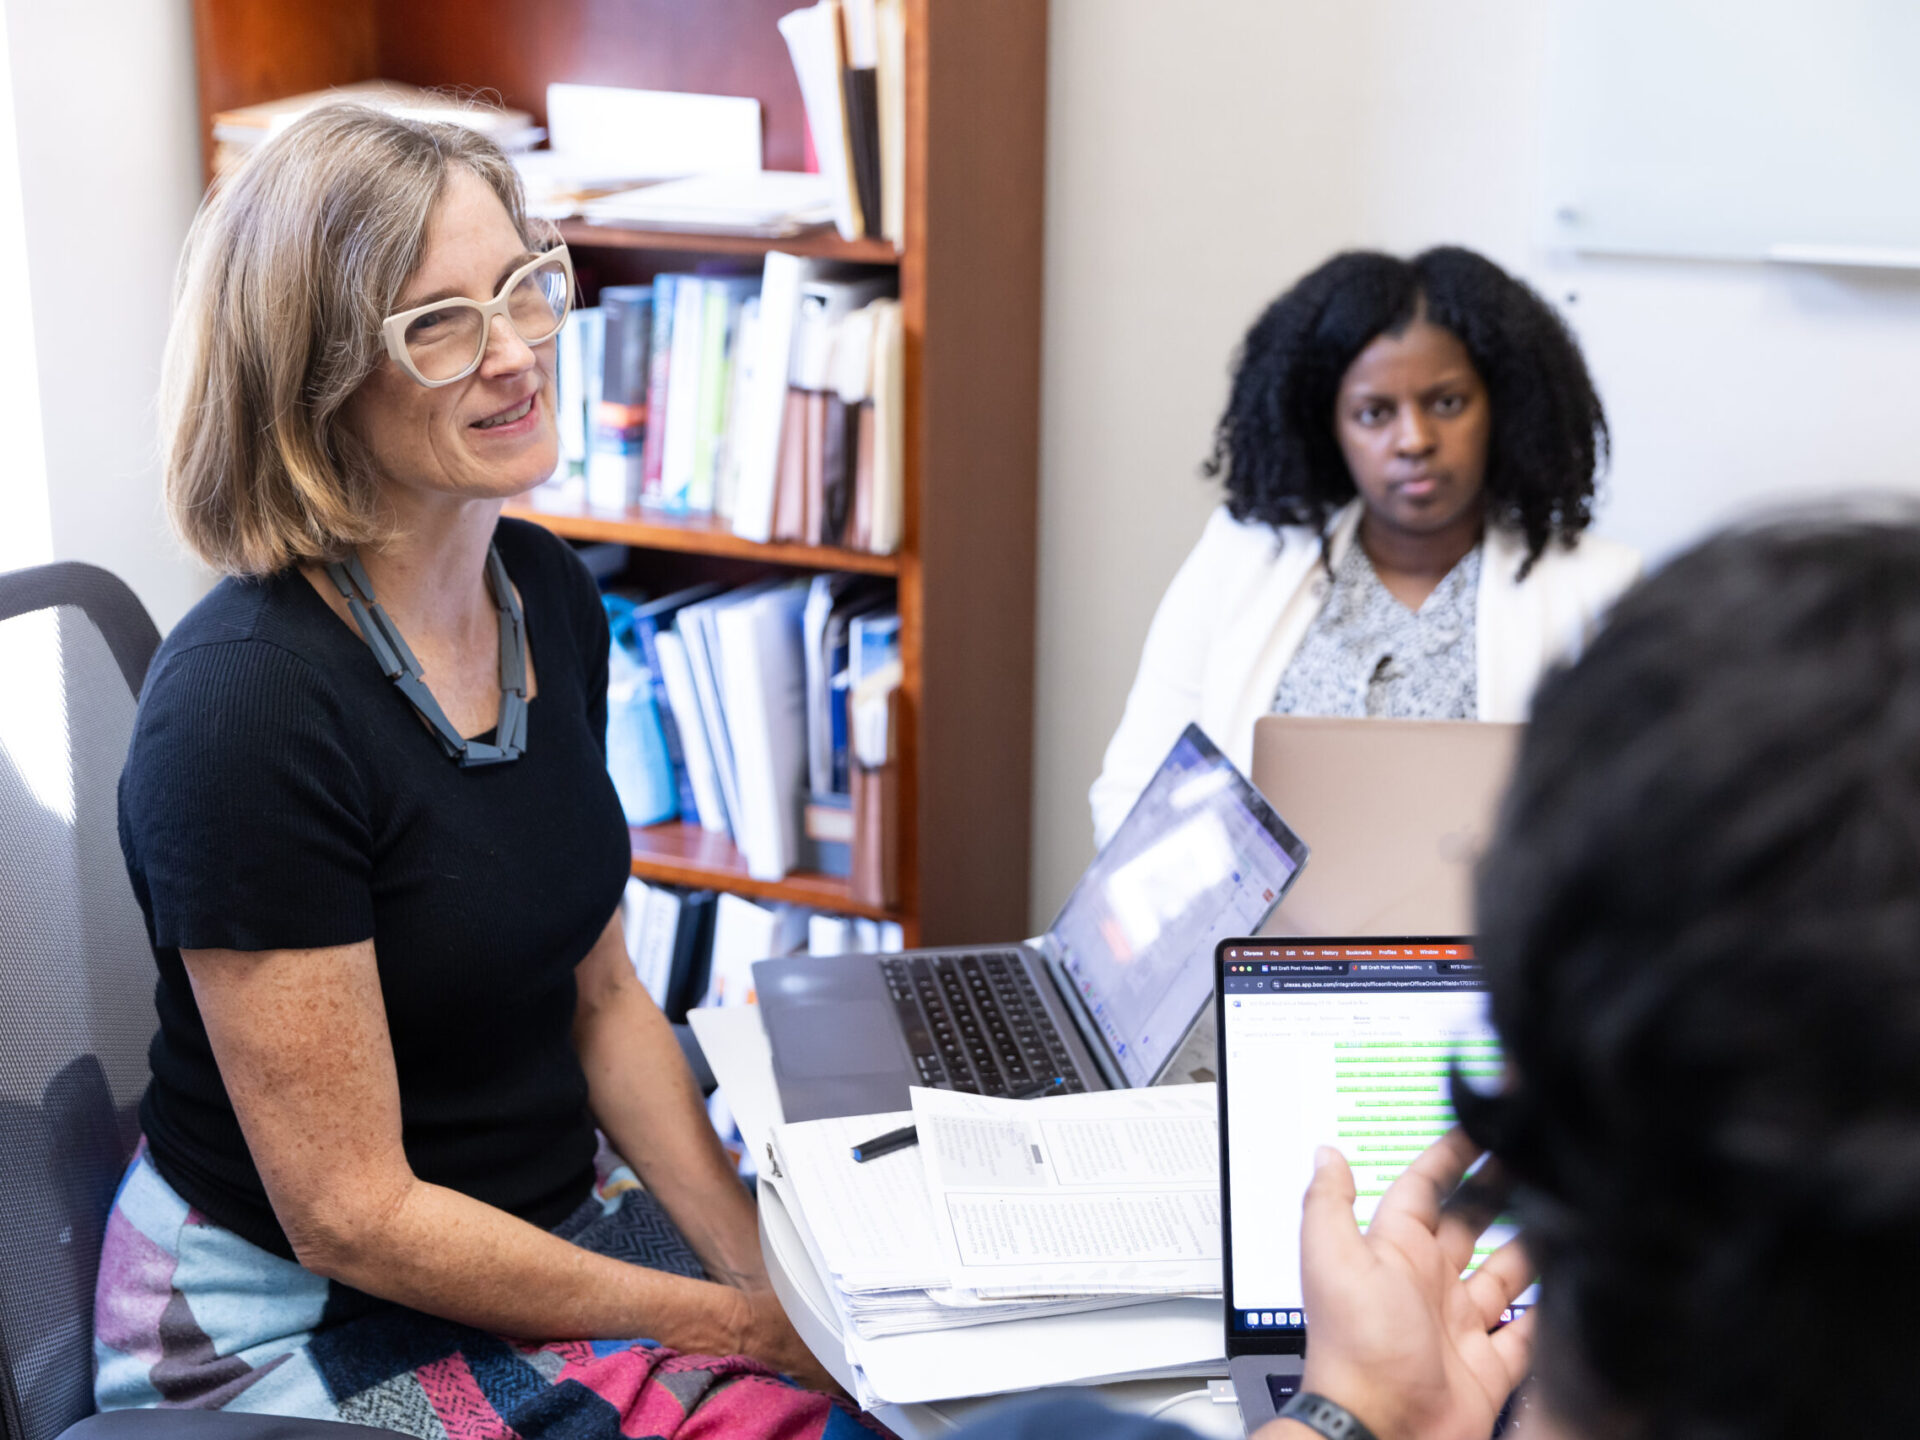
[[881, 952, 1090, 1096]]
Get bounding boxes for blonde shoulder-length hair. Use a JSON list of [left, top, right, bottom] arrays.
[[162, 104, 546, 578]]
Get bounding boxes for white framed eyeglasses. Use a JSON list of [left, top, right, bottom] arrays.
[[381, 246, 575, 388]]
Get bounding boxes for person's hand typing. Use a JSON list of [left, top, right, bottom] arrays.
[[1259, 1128, 1535, 1440]]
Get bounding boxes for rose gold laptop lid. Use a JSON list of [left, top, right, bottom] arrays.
[[1250, 716, 1521, 937]]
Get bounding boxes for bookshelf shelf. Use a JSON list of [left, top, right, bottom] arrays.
[[505, 491, 901, 575], [555, 218, 898, 265], [192, 0, 1045, 947], [628, 823, 909, 927]]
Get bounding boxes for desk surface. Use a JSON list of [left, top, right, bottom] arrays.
[[688, 1005, 1244, 1439]]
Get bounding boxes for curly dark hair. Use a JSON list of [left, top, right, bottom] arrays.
[[1455, 508, 1920, 1436], [1204, 246, 1607, 573]]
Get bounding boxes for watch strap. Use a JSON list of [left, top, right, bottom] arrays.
[[1276, 1392, 1381, 1440]]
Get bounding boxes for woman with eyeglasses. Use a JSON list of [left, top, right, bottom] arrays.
[[97, 107, 859, 1437]]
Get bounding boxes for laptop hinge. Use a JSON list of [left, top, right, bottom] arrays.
[[1037, 938, 1130, 1091]]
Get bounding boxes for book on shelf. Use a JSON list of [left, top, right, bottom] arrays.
[[629, 583, 729, 827], [875, 0, 907, 245], [772, 273, 896, 546], [690, 278, 760, 514], [603, 593, 680, 827], [676, 583, 769, 847], [588, 286, 653, 510], [638, 274, 679, 504], [713, 298, 762, 522], [849, 650, 904, 911], [653, 626, 732, 837], [778, 1, 864, 243], [776, 0, 903, 247], [611, 574, 899, 883], [713, 580, 813, 881], [731, 252, 816, 544], [622, 879, 720, 1022], [805, 576, 892, 798], [556, 306, 603, 479], [658, 276, 709, 511], [538, 250, 902, 558], [866, 297, 906, 554], [622, 877, 683, 1011]]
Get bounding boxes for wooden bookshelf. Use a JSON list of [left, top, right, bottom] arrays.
[[553, 218, 899, 265], [505, 488, 901, 576], [628, 823, 904, 922], [191, 0, 1046, 949]]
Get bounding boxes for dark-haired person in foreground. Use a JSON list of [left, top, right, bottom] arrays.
[[1091, 246, 1639, 845], [984, 509, 1920, 1438]]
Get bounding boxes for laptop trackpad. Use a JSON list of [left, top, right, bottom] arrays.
[[772, 1002, 904, 1076]]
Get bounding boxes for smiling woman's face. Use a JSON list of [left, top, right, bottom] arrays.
[[342, 166, 559, 505], [1332, 316, 1491, 542]]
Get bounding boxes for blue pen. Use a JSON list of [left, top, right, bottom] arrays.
[[850, 1075, 1067, 1162]]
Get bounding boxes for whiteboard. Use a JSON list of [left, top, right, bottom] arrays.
[[1544, 0, 1920, 267]]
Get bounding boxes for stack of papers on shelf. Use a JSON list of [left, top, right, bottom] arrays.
[[583, 172, 836, 237], [210, 81, 541, 179], [764, 1082, 1226, 1406], [518, 84, 766, 220]]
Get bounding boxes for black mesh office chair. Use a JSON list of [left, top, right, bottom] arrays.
[[0, 563, 396, 1440]]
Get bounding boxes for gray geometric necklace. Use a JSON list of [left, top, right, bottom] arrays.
[[324, 547, 528, 767]]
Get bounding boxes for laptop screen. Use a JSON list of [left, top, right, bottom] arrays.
[[1047, 726, 1308, 1089], [1217, 938, 1536, 1350]]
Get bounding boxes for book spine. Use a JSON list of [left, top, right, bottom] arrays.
[[679, 607, 744, 839], [655, 629, 731, 838], [638, 274, 677, 506], [660, 278, 708, 513], [589, 289, 651, 511], [635, 612, 703, 825], [842, 66, 882, 241], [689, 283, 735, 514], [557, 308, 589, 475], [714, 297, 760, 523], [665, 889, 716, 1024]]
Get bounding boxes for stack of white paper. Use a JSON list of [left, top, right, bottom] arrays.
[[912, 1083, 1225, 1298], [517, 84, 764, 219], [765, 1085, 1227, 1407], [583, 172, 835, 237], [769, 1111, 1167, 1341]]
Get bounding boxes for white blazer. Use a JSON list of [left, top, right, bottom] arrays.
[[1089, 502, 1644, 847]]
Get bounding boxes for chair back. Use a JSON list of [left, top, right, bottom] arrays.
[[0, 564, 161, 1440]]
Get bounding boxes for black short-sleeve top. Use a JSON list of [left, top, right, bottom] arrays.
[[118, 517, 632, 1259]]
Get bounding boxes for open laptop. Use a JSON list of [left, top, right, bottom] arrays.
[[755, 725, 1310, 1122], [1215, 935, 1534, 1429], [1251, 717, 1520, 936]]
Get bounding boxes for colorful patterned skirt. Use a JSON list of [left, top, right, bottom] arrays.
[[94, 1144, 882, 1440]]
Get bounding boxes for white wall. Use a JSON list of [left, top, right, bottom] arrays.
[[4, 0, 206, 631], [1031, 0, 1920, 927], [0, 4, 48, 575]]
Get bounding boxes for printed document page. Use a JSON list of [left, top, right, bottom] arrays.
[[910, 1082, 1222, 1294], [769, 1111, 948, 1291]]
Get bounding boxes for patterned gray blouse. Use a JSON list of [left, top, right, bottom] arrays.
[[1272, 541, 1482, 719]]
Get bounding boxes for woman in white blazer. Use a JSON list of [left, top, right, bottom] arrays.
[[1092, 247, 1642, 846]]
